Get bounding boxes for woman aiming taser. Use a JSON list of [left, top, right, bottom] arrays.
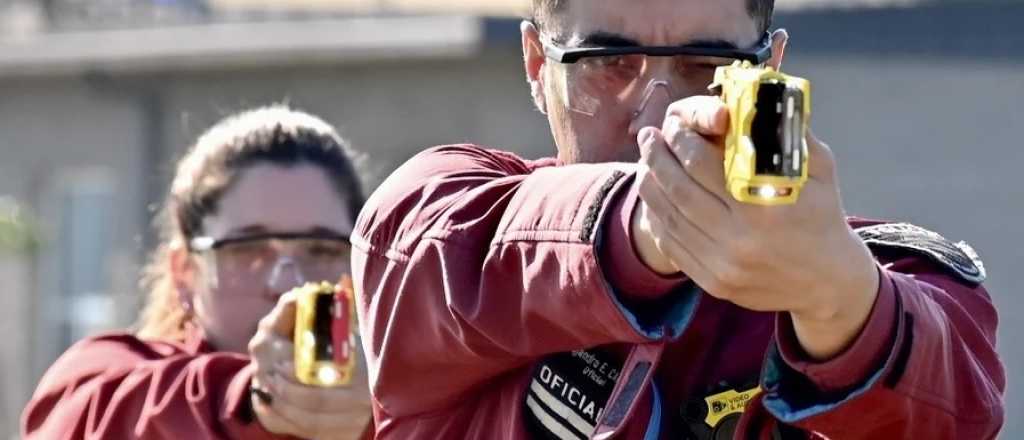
[[22, 105, 373, 439]]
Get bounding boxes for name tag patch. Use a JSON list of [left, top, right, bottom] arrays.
[[524, 349, 624, 440]]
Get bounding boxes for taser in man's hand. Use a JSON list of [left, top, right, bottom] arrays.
[[711, 60, 811, 206]]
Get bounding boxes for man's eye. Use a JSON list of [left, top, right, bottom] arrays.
[[595, 55, 627, 67], [679, 59, 722, 71], [588, 56, 642, 80]]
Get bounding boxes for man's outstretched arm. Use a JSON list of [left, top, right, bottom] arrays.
[[352, 145, 695, 421]]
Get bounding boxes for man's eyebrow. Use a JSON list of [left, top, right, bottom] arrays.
[[578, 32, 641, 48], [685, 39, 740, 50], [577, 32, 742, 50]]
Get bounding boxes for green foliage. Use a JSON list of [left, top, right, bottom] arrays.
[[0, 197, 38, 254]]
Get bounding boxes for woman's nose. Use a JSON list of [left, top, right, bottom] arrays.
[[265, 256, 306, 297]]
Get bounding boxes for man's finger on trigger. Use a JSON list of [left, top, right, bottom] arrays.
[[666, 96, 729, 137], [637, 126, 663, 160]]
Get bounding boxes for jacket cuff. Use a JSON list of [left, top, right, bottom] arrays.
[[593, 173, 698, 342], [774, 265, 898, 393], [599, 180, 687, 301]]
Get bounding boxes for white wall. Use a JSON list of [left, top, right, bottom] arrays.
[[0, 77, 147, 435]]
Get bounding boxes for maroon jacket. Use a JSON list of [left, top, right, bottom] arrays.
[[352, 145, 1004, 439], [22, 330, 374, 439]]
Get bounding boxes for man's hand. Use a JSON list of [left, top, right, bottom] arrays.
[[631, 95, 881, 360], [248, 291, 372, 440]]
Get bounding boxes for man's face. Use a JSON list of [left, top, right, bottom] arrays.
[[526, 0, 765, 164]]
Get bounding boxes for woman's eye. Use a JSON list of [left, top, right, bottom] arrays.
[[307, 244, 348, 258], [222, 241, 268, 258]]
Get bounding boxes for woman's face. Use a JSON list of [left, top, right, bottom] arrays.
[[177, 163, 355, 353]]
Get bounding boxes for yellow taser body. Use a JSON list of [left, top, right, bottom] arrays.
[[714, 61, 811, 206], [294, 281, 357, 387]]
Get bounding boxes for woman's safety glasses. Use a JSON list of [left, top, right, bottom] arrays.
[[190, 232, 351, 293], [541, 32, 774, 117]]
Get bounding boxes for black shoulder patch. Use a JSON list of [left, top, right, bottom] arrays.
[[855, 222, 986, 285]]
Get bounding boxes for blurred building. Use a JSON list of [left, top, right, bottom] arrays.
[[0, 0, 1022, 437]]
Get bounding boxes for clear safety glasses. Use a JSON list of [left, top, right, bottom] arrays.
[[542, 32, 774, 118], [190, 232, 352, 293]]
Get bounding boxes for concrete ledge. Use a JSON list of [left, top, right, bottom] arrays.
[[0, 15, 483, 77]]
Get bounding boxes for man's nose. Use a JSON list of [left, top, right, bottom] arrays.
[[265, 256, 306, 297], [628, 80, 674, 142]]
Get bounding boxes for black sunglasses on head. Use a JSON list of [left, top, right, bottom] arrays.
[[543, 31, 774, 65]]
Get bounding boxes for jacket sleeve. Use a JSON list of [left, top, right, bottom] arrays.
[[352, 145, 698, 419], [742, 222, 1005, 439], [21, 333, 288, 440]]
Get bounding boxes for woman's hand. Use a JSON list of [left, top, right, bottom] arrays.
[[248, 291, 372, 439]]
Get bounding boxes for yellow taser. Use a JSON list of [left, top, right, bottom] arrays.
[[293, 279, 357, 387], [712, 61, 811, 206]]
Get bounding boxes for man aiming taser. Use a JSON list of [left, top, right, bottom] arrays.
[[351, 1, 1005, 438]]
